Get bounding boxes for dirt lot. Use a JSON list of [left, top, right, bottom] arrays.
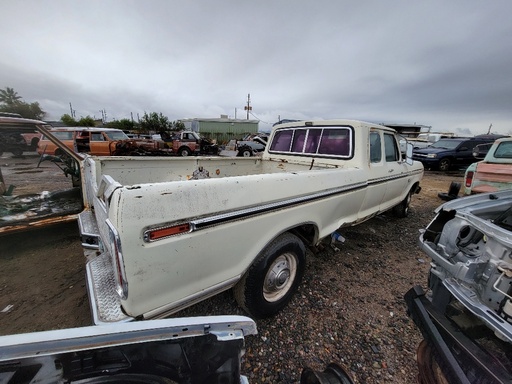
[[0, 152, 465, 383]]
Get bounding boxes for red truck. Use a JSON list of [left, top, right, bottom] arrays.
[[161, 130, 219, 156]]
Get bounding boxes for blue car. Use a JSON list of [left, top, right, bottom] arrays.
[[412, 136, 502, 171]]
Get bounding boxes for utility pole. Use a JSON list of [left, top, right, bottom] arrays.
[[244, 93, 252, 120], [99, 109, 107, 124]]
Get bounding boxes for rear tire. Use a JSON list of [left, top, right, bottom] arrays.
[[234, 232, 306, 318]]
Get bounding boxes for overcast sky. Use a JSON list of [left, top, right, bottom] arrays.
[[2, 1, 512, 135]]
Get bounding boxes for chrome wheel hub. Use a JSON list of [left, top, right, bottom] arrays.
[[263, 254, 297, 302]]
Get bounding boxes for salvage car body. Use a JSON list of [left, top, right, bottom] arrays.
[[37, 127, 166, 156], [0, 315, 356, 384], [0, 114, 41, 157], [464, 137, 512, 195], [0, 117, 84, 234], [407, 190, 512, 383], [0, 315, 257, 384]]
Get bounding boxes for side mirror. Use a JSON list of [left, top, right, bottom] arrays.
[[405, 142, 413, 165]]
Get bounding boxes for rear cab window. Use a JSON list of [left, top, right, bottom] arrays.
[[269, 126, 353, 158]]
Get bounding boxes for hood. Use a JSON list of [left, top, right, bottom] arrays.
[[413, 146, 450, 155]]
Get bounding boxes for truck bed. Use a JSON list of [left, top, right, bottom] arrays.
[[86, 156, 337, 186]]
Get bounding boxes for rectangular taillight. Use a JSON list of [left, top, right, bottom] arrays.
[[144, 223, 191, 242], [465, 171, 474, 188]]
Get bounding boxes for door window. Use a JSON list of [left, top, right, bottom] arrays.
[[91, 133, 105, 141], [384, 133, 399, 162], [370, 132, 382, 163]]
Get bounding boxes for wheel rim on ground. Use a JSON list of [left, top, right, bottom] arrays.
[[263, 253, 297, 302]]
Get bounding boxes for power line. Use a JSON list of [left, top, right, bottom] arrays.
[[249, 111, 271, 125]]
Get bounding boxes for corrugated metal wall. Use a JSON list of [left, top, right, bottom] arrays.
[[192, 120, 259, 143]]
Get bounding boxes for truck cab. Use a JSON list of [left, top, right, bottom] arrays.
[[163, 130, 201, 156]]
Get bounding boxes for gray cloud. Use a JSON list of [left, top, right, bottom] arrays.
[[1, 0, 512, 134]]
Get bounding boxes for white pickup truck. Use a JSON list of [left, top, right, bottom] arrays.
[[77, 119, 423, 324]]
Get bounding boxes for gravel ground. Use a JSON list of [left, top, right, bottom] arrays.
[[0, 152, 464, 383]]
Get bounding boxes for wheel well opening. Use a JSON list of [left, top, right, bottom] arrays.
[[290, 224, 318, 247]]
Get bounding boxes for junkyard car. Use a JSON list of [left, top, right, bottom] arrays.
[[464, 137, 512, 195], [236, 133, 268, 157], [406, 190, 512, 383], [412, 136, 501, 171]]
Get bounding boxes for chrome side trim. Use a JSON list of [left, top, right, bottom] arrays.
[[143, 181, 368, 242]]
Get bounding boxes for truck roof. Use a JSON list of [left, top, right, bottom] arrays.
[[273, 119, 397, 133], [49, 126, 124, 133]]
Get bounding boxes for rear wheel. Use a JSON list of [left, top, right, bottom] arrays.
[[234, 232, 306, 318], [178, 147, 191, 156], [438, 158, 451, 172]]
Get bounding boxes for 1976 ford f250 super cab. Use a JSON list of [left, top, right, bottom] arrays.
[[77, 119, 424, 324]]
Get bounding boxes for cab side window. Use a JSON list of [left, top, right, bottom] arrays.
[[370, 132, 382, 163], [384, 133, 399, 162], [91, 133, 105, 141]]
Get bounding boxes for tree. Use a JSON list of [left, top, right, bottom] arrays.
[[171, 120, 185, 131], [76, 116, 96, 127], [60, 114, 96, 127], [0, 87, 22, 106], [138, 112, 172, 133], [105, 118, 135, 131], [60, 114, 77, 126], [1, 101, 47, 120], [0, 87, 47, 120]]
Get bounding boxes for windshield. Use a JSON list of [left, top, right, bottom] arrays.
[[104, 131, 129, 140], [430, 139, 461, 149]]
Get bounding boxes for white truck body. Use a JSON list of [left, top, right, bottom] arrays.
[[79, 119, 423, 324]]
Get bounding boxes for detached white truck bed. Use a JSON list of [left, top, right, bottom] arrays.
[[79, 119, 423, 324]]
